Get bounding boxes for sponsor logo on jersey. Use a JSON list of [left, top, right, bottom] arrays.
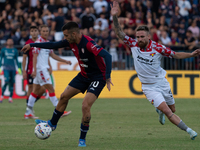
[[150, 53, 156, 57], [137, 55, 154, 65]]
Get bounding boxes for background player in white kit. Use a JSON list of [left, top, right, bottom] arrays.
[[25, 25, 72, 118], [111, 1, 200, 140]]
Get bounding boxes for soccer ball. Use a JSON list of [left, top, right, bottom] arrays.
[[34, 123, 52, 140]]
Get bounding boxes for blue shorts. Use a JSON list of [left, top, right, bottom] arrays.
[[69, 73, 106, 97]]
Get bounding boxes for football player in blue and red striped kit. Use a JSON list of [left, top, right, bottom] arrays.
[[21, 22, 113, 147]]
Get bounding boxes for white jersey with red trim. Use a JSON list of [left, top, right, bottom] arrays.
[[123, 35, 175, 83], [33, 36, 53, 70]]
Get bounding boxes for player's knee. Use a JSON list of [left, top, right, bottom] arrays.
[[162, 108, 172, 117], [82, 102, 90, 112], [60, 93, 69, 103], [5, 79, 9, 83]]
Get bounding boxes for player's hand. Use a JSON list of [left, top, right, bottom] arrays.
[[31, 71, 36, 78], [48, 67, 52, 75], [21, 44, 31, 52], [18, 68, 22, 75], [191, 49, 200, 57], [65, 60, 72, 65], [106, 78, 113, 91], [110, 1, 120, 16], [23, 71, 27, 79]]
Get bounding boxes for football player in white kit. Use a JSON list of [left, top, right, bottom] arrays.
[[111, 1, 200, 140], [25, 25, 72, 118]]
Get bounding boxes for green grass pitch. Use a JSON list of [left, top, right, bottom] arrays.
[[0, 98, 199, 150]]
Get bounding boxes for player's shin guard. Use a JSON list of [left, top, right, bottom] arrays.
[[49, 93, 58, 107], [79, 124, 89, 140], [50, 109, 64, 125]]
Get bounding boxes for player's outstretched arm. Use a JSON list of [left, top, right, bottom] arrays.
[[111, 1, 125, 41], [21, 44, 31, 53], [173, 49, 200, 59], [21, 40, 69, 52], [49, 51, 72, 65]]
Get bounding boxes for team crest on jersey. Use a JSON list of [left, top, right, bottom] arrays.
[[81, 48, 84, 53], [150, 53, 156, 57], [151, 99, 154, 105], [47, 78, 50, 81]]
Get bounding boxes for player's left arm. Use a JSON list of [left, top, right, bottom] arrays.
[[173, 49, 200, 59], [48, 58, 53, 75], [87, 40, 113, 91], [49, 51, 72, 65], [98, 49, 113, 91]]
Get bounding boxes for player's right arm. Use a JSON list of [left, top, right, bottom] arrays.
[[111, 1, 126, 41], [49, 51, 72, 65], [32, 47, 39, 78], [22, 54, 27, 79], [21, 40, 69, 52]]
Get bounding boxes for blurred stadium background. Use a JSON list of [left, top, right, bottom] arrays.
[[1, 0, 200, 99]]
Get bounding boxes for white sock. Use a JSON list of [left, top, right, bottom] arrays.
[[28, 93, 37, 108], [186, 127, 192, 133], [49, 94, 58, 107]]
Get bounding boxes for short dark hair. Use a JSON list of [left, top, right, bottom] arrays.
[[186, 30, 192, 34], [61, 22, 79, 31], [136, 25, 150, 34], [30, 25, 38, 30]]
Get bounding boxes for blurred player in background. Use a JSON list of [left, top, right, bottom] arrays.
[[0, 38, 22, 103], [23, 26, 53, 119], [111, 0, 198, 140], [24, 25, 72, 119], [21, 22, 113, 147]]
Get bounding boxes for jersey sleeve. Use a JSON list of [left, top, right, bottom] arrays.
[[123, 35, 137, 48], [155, 44, 175, 58], [86, 40, 104, 56]]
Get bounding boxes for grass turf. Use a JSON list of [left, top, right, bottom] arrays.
[[0, 98, 199, 150]]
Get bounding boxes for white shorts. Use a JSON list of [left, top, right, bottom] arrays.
[[142, 78, 175, 108], [33, 69, 52, 86]]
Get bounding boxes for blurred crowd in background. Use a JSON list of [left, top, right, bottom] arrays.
[[0, 0, 200, 70]]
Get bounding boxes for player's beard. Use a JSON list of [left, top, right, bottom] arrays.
[[138, 41, 148, 49]]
